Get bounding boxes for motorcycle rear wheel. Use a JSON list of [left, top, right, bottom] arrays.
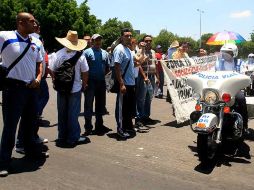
[[197, 133, 218, 164]]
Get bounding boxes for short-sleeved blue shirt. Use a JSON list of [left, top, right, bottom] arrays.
[[84, 47, 109, 80], [113, 44, 135, 86]]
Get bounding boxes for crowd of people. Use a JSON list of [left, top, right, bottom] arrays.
[[0, 12, 169, 177], [0, 12, 250, 177]]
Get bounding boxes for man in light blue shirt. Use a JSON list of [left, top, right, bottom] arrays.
[[113, 28, 136, 138]]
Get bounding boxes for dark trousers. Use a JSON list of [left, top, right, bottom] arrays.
[[84, 79, 106, 128], [0, 84, 40, 163], [233, 91, 249, 128], [16, 78, 49, 146], [158, 71, 164, 95], [115, 85, 136, 131]]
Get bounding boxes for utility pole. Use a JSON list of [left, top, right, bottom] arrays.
[[197, 9, 204, 48]]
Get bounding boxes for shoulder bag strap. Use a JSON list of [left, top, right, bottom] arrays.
[[122, 59, 131, 78], [68, 50, 83, 66], [7, 37, 31, 72]]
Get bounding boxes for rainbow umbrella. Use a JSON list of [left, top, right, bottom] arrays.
[[206, 31, 246, 45]]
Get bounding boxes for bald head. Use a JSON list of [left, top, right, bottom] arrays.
[[16, 12, 36, 36], [16, 12, 33, 24]]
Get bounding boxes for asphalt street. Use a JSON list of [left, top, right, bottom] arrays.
[[0, 79, 254, 190]]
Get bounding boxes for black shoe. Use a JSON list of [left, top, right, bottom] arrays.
[[117, 128, 130, 138], [15, 146, 25, 154], [25, 152, 49, 160], [135, 122, 150, 131], [0, 169, 8, 177], [125, 127, 136, 133], [83, 126, 93, 136], [55, 139, 67, 147], [76, 137, 90, 145], [67, 137, 91, 147], [143, 117, 156, 125], [94, 125, 112, 135], [0, 162, 10, 177]]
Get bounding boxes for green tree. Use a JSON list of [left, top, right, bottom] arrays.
[[0, 0, 101, 51], [0, 0, 37, 30], [251, 31, 254, 42], [238, 41, 254, 58], [152, 29, 176, 53], [98, 18, 134, 49]]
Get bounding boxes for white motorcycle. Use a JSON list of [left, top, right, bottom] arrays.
[[187, 70, 250, 165]]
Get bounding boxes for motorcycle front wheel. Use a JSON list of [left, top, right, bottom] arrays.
[[197, 133, 218, 164]]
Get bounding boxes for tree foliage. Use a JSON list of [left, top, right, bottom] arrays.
[[0, 0, 101, 51], [238, 41, 254, 58], [152, 29, 176, 53], [251, 31, 254, 42], [98, 18, 134, 49]]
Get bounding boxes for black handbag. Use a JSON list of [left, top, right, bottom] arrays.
[[53, 51, 83, 94], [110, 60, 131, 93], [0, 39, 31, 90]]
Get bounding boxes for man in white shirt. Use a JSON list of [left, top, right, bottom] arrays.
[[15, 19, 49, 155], [0, 12, 48, 177], [49, 30, 89, 147]]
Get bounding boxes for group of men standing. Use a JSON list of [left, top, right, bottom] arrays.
[[0, 12, 163, 177]]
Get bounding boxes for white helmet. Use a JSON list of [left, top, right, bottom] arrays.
[[248, 53, 254, 58], [220, 43, 238, 58]]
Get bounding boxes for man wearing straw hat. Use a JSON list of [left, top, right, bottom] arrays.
[[167, 40, 179, 59], [49, 30, 89, 147]]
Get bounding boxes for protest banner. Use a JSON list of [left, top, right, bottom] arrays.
[[161, 55, 217, 123]]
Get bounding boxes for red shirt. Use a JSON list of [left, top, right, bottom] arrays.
[[44, 53, 49, 78], [155, 52, 163, 72]]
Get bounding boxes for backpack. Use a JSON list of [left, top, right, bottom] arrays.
[[53, 51, 83, 94]]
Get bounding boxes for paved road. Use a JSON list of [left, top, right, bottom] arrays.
[[0, 79, 254, 190]]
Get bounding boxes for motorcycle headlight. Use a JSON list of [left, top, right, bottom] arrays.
[[203, 90, 219, 105]]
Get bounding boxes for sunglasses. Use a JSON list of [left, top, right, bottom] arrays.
[[144, 40, 152, 42], [124, 34, 132, 38]]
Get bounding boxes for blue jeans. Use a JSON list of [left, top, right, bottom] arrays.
[[0, 84, 39, 163], [84, 79, 106, 128], [38, 78, 49, 116], [57, 91, 81, 143], [136, 74, 155, 120]]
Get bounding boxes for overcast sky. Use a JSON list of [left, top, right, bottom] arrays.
[[77, 0, 254, 40]]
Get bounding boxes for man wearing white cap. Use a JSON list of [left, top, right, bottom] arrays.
[[83, 34, 111, 136], [49, 30, 89, 147]]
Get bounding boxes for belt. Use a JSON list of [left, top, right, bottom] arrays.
[[5, 78, 28, 88]]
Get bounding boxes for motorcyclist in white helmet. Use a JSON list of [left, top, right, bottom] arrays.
[[216, 43, 239, 71], [248, 53, 254, 65], [216, 43, 249, 132]]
